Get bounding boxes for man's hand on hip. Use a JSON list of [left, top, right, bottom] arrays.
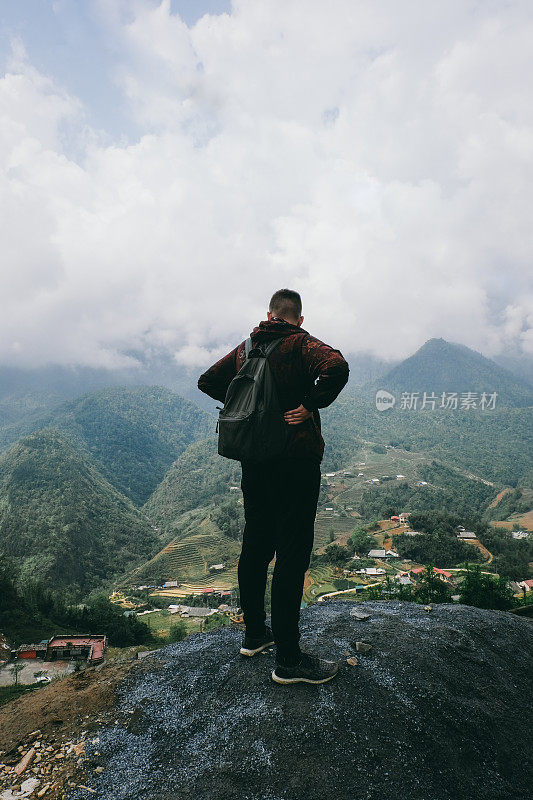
[[284, 404, 313, 425]]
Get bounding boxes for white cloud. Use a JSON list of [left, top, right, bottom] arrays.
[[1, 0, 532, 368]]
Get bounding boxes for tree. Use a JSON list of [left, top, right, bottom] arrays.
[[168, 620, 187, 643], [349, 529, 374, 555], [9, 663, 24, 686], [459, 565, 514, 610], [413, 565, 451, 604]]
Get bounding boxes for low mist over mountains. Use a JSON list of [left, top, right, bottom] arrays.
[[0, 339, 531, 422]]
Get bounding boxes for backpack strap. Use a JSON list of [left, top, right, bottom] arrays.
[[264, 337, 284, 357], [245, 336, 283, 360]]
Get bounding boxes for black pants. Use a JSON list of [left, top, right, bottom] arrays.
[[238, 458, 321, 660]]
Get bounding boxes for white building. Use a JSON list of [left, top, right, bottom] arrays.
[[457, 531, 476, 540], [356, 567, 386, 576]]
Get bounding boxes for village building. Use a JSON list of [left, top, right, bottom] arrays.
[[395, 574, 413, 586], [512, 531, 530, 539], [368, 549, 399, 559], [209, 563, 225, 571], [457, 531, 476, 540], [168, 605, 219, 618], [399, 512, 410, 522], [411, 567, 453, 584], [356, 567, 386, 576], [16, 635, 107, 665]]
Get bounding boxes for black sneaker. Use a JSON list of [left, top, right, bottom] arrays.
[[272, 652, 339, 685], [239, 626, 275, 656]]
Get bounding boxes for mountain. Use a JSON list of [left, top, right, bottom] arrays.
[[365, 337, 533, 407], [321, 393, 533, 488], [318, 338, 533, 487], [0, 429, 159, 594], [143, 438, 241, 528], [0, 386, 214, 505]]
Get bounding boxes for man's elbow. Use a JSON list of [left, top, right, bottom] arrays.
[[198, 373, 213, 397]]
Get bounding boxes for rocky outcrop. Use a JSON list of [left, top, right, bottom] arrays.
[[66, 601, 532, 800]]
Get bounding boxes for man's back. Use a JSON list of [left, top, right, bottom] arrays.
[[198, 317, 349, 461]]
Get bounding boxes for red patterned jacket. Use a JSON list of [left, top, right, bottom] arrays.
[[197, 318, 349, 462]]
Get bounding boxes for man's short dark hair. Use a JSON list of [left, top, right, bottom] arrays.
[[269, 289, 302, 321]]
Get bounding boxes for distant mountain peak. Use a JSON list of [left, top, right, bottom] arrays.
[[363, 338, 533, 407]]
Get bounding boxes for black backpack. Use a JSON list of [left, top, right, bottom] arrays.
[[216, 337, 288, 462]]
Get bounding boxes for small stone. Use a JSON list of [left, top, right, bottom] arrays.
[[424, 605, 432, 612], [350, 609, 370, 620], [94, 766, 104, 774], [355, 641, 372, 653], [14, 748, 36, 775], [346, 656, 359, 666], [20, 777, 40, 795]]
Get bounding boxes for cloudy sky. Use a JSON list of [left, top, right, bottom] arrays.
[[1, 0, 532, 370]]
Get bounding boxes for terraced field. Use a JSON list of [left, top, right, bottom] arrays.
[[162, 540, 205, 575], [302, 564, 337, 603], [313, 513, 358, 550]]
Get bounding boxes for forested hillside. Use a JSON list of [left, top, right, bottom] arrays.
[[363, 338, 533, 406], [321, 394, 533, 487], [0, 386, 214, 505], [0, 430, 158, 594], [143, 438, 242, 528]]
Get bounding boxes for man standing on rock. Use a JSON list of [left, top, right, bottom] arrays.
[[198, 289, 349, 684]]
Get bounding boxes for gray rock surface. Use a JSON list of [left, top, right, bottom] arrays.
[[67, 601, 533, 800]]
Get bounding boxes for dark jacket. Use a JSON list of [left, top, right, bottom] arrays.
[[197, 318, 349, 462]]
